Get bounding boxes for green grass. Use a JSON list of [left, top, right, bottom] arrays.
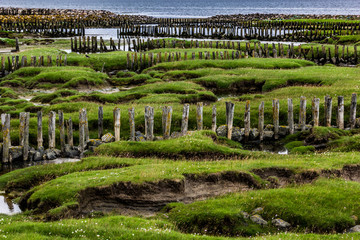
[[3, 66, 108, 89], [94, 130, 251, 159], [166, 178, 360, 236]]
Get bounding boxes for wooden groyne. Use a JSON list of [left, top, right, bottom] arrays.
[[0, 54, 67, 77], [1, 94, 359, 162], [118, 20, 360, 41]]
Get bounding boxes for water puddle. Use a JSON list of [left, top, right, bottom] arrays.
[[243, 142, 288, 154], [0, 158, 79, 215], [0, 193, 21, 215]]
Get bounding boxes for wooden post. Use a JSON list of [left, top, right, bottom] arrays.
[[66, 117, 73, 147], [59, 110, 65, 152], [15, 37, 19, 52], [162, 106, 172, 139], [324, 95, 332, 127], [37, 111, 43, 149], [98, 106, 103, 138], [212, 105, 217, 132], [226, 102, 235, 139], [196, 102, 203, 130], [258, 102, 265, 141], [128, 107, 135, 141], [145, 106, 154, 140], [19, 112, 30, 161], [114, 107, 121, 141], [299, 96, 306, 131], [181, 104, 190, 136], [350, 93, 357, 129], [244, 100, 251, 138], [48, 111, 56, 149], [1, 114, 10, 163], [84, 109, 89, 142], [337, 96, 344, 130], [288, 98, 294, 134], [273, 99, 280, 139], [79, 109, 85, 152], [312, 98, 320, 127]]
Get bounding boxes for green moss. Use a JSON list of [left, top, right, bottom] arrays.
[[290, 146, 315, 154]]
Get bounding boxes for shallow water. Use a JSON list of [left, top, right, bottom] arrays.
[[0, 194, 22, 215], [2, 0, 360, 17]]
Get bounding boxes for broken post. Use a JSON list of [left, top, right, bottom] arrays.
[[244, 100, 251, 138], [128, 107, 135, 141], [59, 110, 65, 152], [258, 102, 265, 141], [350, 93, 357, 129], [273, 99, 280, 139], [196, 102, 203, 130], [181, 104, 190, 136], [79, 109, 85, 152], [226, 102, 235, 140], [48, 111, 56, 149], [114, 107, 121, 141], [37, 111, 43, 149], [324, 95, 332, 127], [288, 98, 294, 134], [2, 114, 11, 163], [212, 105, 217, 132], [299, 96, 306, 131], [337, 96, 344, 130], [162, 106, 172, 139], [66, 117, 73, 147], [98, 106, 103, 139], [312, 98, 320, 127], [145, 106, 154, 141], [19, 112, 30, 161]]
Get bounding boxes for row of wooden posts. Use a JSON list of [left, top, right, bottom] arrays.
[[125, 45, 358, 71], [1, 55, 67, 76], [118, 21, 360, 41], [1, 94, 358, 163]]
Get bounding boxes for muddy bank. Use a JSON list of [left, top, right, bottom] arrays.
[[18, 164, 360, 219]]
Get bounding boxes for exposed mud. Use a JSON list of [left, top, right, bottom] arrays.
[[18, 164, 360, 220], [76, 171, 261, 217]]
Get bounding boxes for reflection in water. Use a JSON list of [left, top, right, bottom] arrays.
[[0, 195, 21, 215], [0, 158, 80, 215], [243, 142, 288, 154]]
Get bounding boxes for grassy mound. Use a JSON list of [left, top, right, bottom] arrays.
[[94, 131, 249, 159], [166, 178, 360, 236], [2, 67, 108, 89]]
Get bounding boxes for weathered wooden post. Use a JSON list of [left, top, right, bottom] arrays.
[[79, 109, 85, 152], [2, 114, 11, 163], [350, 93, 357, 129], [273, 99, 280, 139], [312, 97, 320, 127], [66, 117, 73, 147], [299, 96, 306, 131], [162, 106, 172, 139], [324, 95, 332, 127], [258, 102, 265, 141], [181, 104, 190, 136], [37, 111, 43, 149], [114, 107, 121, 141], [288, 98, 294, 134], [244, 100, 251, 138], [145, 106, 154, 140], [83, 109, 89, 142], [196, 102, 203, 130], [226, 102, 235, 139], [59, 110, 65, 152], [128, 107, 135, 141], [98, 106, 103, 139], [15, 37, 19, 52], [48, 111, 56, 149], [337, 96, 344, 130], [212, 105, 217, 132], [19, 112, 30, 161]]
